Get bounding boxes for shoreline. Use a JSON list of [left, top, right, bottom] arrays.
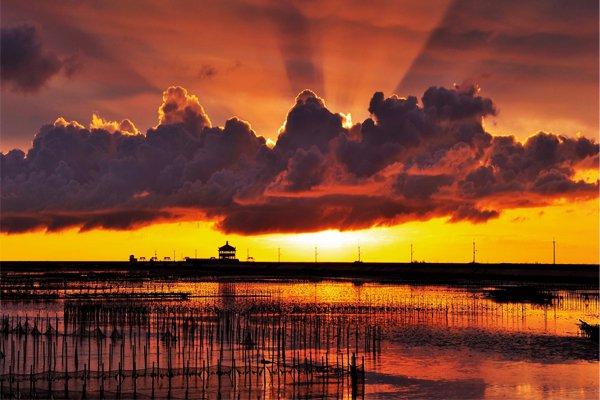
[[1, 260, 598, 285]]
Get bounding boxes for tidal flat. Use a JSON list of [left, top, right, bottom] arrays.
[[0, 274, 598, 399]]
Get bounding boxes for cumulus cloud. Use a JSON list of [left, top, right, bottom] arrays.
[[1, 85, 597, 234], [275, 89, 342, 154], [157, 86, 212, 134], [1, 24, 80, 92], [273, 146, 327, 192], [90, 114, 140, 135]]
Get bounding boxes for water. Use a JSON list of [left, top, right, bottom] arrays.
[[0, 278, 598, 399]]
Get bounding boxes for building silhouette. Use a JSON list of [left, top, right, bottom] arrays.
[[219, 241, 236, 260]]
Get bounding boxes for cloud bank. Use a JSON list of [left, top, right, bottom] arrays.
[[1, 85, 597, 234]]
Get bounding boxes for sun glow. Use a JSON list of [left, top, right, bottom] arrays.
[[341, 112, 353, 129], [279, 229, 373, 250], [0, 198, 598, 264], [573, 168, 599, 183]]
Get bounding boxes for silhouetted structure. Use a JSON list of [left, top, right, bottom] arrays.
[[219, 241, 236, 260]]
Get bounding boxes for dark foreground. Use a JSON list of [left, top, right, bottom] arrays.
[[1, 260, 598, 284], [0, 277, 598, 399]]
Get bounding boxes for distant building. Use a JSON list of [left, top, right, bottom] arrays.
[[219, 241, 236, 260]]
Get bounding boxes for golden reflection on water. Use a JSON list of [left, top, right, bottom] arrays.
[[1, 279, 597, 399], [161, 280, 598, 336]]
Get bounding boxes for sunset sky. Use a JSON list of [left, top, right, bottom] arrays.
[[1, 0, 598, 263]]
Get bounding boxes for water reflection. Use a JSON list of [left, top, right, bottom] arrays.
[[0, 279, 597, 399]]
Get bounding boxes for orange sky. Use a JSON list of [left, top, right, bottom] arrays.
[[1, 0, 598, 151], [1, 198, 597, 264], [1, 0, 598, 263]]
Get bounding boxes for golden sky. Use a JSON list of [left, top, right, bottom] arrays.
[[1, 0, 598, 263]]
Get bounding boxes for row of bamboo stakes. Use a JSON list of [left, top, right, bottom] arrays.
[[0, 301, 379, 399], [0, 281, 596, 399]]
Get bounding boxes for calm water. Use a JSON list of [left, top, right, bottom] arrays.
[[0, 278, 598, 399]]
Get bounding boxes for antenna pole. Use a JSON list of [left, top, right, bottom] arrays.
[[472, 241, 476, 263], [358, 246, 361, 262]]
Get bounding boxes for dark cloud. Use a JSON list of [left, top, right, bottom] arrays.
[[212, 194, 439, 235], [276, 146, 326, 192], [395, 0, 599, 135], [532, 170, 594, 195], [448, 205, 500, 223], [337, 87, 494, 177], [422, 85, 496, 120], [197, 64, 218, 80], [1, 85, 597, 234], [480, 133, 598, 199], [336, 93, 424, 177], [1, 210, 175, 234], [1, 24, 79, 92], [459, 166, 497, 197], [196, 61, 243, 81], [275, 90, 344, 155], [158, 86, 212, 133], [394, 173, 454, 200]]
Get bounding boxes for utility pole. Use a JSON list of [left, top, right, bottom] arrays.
[[472, 241, 476, 263], [410, 243, 413, 263], [553, 238, 556, 265]]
